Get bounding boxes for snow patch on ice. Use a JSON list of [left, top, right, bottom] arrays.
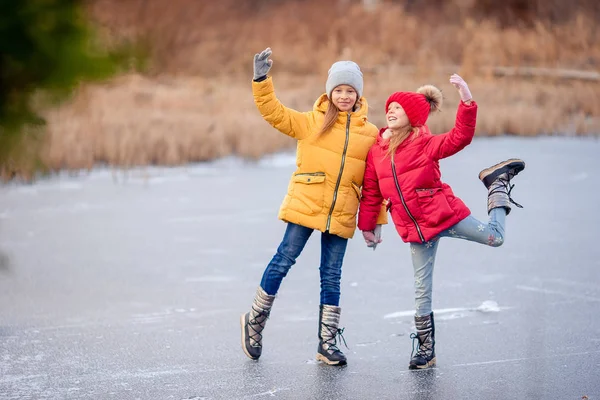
[[384, 301, 508, 320], [476, 300, 501, 313]]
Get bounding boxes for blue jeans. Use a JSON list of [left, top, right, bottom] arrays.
[[411, 208, 506, 316], [260, 222, 348, 306]]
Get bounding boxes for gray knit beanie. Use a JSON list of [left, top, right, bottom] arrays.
[[325, 61, 364, 99]]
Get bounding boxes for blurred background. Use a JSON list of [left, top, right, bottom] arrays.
[[1, 0, 599, 180], [1, 3, 600, 398]]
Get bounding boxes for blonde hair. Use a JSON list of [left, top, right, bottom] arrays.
[[387, 126, 420, 159], [317, 98, 362, 135]]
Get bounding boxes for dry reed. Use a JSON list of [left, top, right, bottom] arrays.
[[27, 0, 600, 176]]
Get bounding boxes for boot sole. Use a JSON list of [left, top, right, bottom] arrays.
[[408, 357, 436, 370], [240, 314, 259, 360], [316, 353, 347, 366], [478, 159, 525, 188]]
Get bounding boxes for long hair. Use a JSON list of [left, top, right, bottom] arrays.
[[317, 98, 362, 135], [386, 126, 420, 159]]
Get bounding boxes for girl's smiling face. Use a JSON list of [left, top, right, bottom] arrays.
[[331, 85, 358, 112], [386, 101, 410, 130]]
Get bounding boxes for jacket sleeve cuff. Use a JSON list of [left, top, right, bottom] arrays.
[[358, 212, 378, 231]]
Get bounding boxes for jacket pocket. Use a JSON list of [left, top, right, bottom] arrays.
[[290, 172, 326, 215], [293, 172, 326, 185], [415, 188, 453, 226], [416, 188, 442, 198]]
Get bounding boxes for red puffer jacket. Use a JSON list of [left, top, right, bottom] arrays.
[[358, 101, 478, 243]]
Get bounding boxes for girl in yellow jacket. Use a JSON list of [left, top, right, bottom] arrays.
[[240, 48, 386, 366]]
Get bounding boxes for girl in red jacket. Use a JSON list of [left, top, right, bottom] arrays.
[[357, 74, 525, 370]]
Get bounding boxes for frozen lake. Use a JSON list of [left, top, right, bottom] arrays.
[[1, 137, 599, 399]]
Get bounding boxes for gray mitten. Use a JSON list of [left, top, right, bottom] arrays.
[[253, 47, 273, 81], [372, 224, 382, 251]]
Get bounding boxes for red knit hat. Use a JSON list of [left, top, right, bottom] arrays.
[[385, 85, 443, 127]]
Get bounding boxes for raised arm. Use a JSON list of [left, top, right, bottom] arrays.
[[425, 74, 478, 160], [252, 48, 313, 140]]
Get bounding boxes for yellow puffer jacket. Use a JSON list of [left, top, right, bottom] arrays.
[[253, 77, 387, 239]]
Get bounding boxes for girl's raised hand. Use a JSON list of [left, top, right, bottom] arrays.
[[253, 48, 273, 80], [449, 74, 472, 103]]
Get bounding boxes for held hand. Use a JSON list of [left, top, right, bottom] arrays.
[[253, 47, 273, 80], [449, 73, 472, 103], [372, 224, 382, 250], [363, 225, 383, 250]]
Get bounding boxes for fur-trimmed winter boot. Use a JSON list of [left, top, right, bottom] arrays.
[[409, 312, 436, 370], [316, 305, 348, 366], [478, 158, 526, 214], [240, 286, 275, 360]]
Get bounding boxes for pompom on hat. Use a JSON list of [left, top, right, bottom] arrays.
[[385, 85, 443, 127], [325, 61, 364, 99]]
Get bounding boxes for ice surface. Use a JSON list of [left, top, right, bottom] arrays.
[[1, 137, 599, 399]]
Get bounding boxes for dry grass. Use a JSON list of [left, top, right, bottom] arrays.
[[87, 0, 599, 75], [24, 0, 600, 176], [40, 69, 600, 172]]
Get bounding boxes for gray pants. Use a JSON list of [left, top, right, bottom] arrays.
[[411, 208, 506, 316]]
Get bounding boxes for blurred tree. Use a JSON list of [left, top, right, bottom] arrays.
[[0, 0, 126, 179]]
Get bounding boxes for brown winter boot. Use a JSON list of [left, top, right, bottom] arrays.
[[316, 305, 348, 366], [409, 312, 436, 370], [478, 158, 526, 214], [240, 287, 275, 360]]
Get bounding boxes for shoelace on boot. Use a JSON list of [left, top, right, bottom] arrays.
[[248, 306, 270, 347], [410, 332, 433, 359], [490, 174, 523, 209], [322, 324, 349, 353]]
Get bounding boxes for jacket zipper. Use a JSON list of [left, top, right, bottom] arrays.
[[326, 113, 351, 231], [391, 155, 425, 243]]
